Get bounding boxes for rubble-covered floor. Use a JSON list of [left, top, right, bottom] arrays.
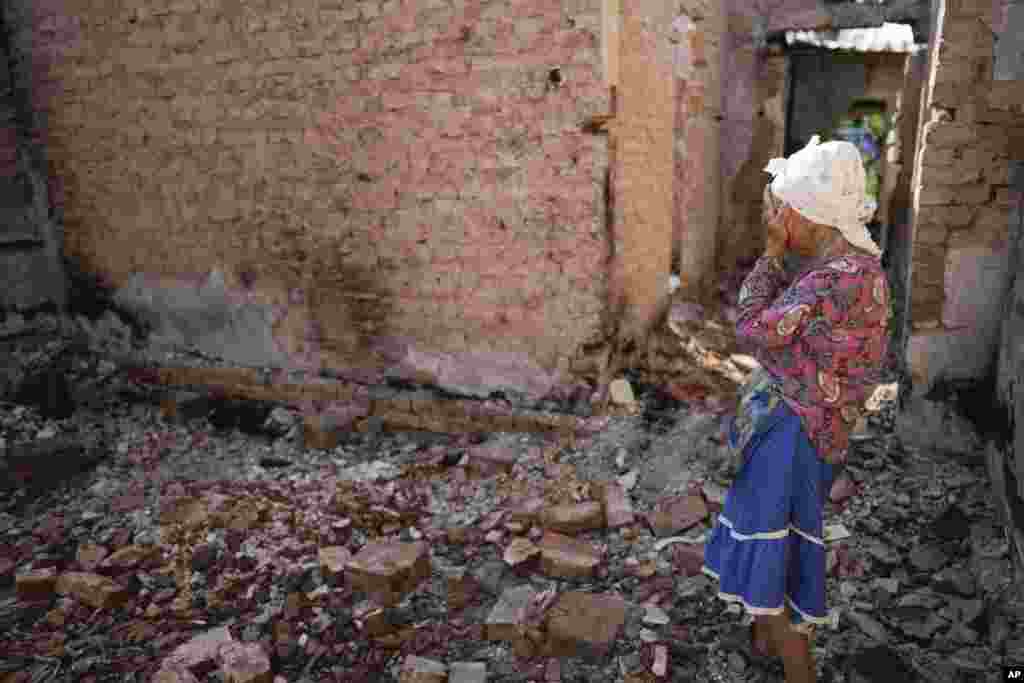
[[0, 311, 1021, 683]]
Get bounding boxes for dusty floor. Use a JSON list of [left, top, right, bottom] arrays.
[[0, 310, 1021, 683]]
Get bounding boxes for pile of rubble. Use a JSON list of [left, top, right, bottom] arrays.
[[0, 307, 1019, 683]]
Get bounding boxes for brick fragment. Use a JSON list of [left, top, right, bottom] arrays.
[[467, 442, 519, 476], [219, 641, 272, 683], [303, 414, 342, 450], [544, 591, 628, 660], [538, 531, 602, 579], [446, 569, 481, 611], [345, 541, 431, 606], [15, 567, 58, 602], [485, 584, 536, 642], [597, 482, 636, 528], [503, 538, 540, 567], [648, 495, 707, 538], [160, 496, 209, 528], [159, 626, 234, 675], [103, 545, 159, 571], [508, 497, 545, 526], [399, 655, 447, 683], [160, 391, 213, 423], [540, 501, 604, 535], [76, 543, 109, 571], [318, 546, 352, 585], [55, 572, 131, 609], [609, 378, 635, 405]]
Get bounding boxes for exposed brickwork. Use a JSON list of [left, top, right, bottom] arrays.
[[32, 0, 611, 387], [673, 0, 723, 303], [905, 0, 1023, 391], [611, 0, 677, 339]]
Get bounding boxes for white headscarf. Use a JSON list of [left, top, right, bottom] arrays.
[[764, 135, 882, 257]]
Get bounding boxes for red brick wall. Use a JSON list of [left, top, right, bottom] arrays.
[[29, 0, 612, 393]]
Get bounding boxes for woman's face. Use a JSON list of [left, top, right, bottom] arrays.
[[763, 188, 834, 258]]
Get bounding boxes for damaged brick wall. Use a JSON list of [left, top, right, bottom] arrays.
[[672, 0, 722, 303], [609, 0, 676, 341], [0, 0, 65, 311], [905, 0, 1024, 394], [31, 0, 612, 400], [884, 49, 928, 368]]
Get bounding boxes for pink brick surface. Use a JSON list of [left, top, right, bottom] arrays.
[[31, 0, 611, 385]]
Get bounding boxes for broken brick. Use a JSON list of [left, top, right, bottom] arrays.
[[318, 546, 352, 585], [538, 531, 602, 579], [159, 626, 234, 675], [154, 670, 201, 683], [219, 641, 272, 683], [102, 545, 158, 571], [648, 495, 708, 538], [544, 591, 628, 660], [160, 496, 209, 528], [540, 501, 605, 535], [15, 567, 58, 602], [671, 544, 705, 577], [597, 482, 636, 529], [467, 442, 519, 476], [399, 655, 447, 683], [508, 497, 545, 526], [446, 570, 481, 611], [503, 538, 540, 567], [485, 584, 536, 642], [303, 414, 342, 451], [76, 543, 109, 572], [609, 379, 636, 405], [55, 572, 131, 610], [345, 541, 431, 606], [159, 392, 213, 424]]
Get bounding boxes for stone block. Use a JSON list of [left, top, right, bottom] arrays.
[[544, 591, 628, 660], [345, 541, 431, 606], [540, 502, 605, 535], [538, 531, 602, 579]]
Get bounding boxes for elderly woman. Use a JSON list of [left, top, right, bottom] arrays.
[[702, 136, 890, 683]]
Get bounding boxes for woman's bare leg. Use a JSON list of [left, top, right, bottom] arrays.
[[761, 611, 815, 683]]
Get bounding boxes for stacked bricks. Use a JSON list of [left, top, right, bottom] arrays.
[[910, 0, 1022, 331], [903, 0, 1024, 390], [30, 0, 612, 382]]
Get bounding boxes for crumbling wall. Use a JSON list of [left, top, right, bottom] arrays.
[[609, 0, 675, 341], [32, 0, 611, 400], [672, 0, 723, 303], [884, 49, 928, 370], [0, 0, 65, 311], [905, 0, 1023, 395]]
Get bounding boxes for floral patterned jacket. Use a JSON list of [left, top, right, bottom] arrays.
[[730, 252, 890, 467]]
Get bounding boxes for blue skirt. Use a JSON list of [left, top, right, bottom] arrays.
[[702, 397, 835, 628]]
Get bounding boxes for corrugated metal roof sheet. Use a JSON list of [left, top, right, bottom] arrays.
[[785, 22, 921, 53]]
